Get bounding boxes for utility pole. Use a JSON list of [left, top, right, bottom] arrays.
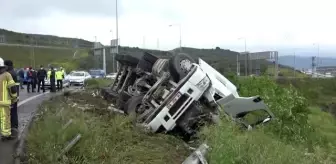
[[116, 0, 119, 71], [143, 36, 146, 49], [238, 37, 247, 76], [293, 51, 296, 78], [169, 24, 182, 52], [103, 48, 106, 74], [157, 38, 160, 49]]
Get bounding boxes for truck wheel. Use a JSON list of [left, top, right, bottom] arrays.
[[115, 54, 139, 67], [169, 53, 196, 82], [124, 95, 144, 115]]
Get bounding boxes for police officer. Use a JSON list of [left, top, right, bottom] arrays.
[[60, 67, 65, 79], [56, 68, 63, 91], [47, 68, 51, 81], [37, 65, 47, 93], [4, 60, 19, 138], [50, 67, 56, 92], [0, 57, 18, 141]]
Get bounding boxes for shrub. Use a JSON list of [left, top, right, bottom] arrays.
[[237, 76, 312, 143], [84, 78, 112, 89]]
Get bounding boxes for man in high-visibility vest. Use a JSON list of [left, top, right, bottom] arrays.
[[4, 60, 20, 138], [56, 68, 63, 91], [0, 57, 18, 141], [60, 67, 65, 79]]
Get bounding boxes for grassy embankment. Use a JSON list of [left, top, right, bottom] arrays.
[[0, 45, 89, 71], [26, 77, 336, 164]]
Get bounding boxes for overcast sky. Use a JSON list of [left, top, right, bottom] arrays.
[[1, 0, 335, 56]]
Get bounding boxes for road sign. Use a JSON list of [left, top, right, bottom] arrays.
[[110, 39, 118, 47], [110, 47, 118, 54], [0, 35, 5, 43], [93, 48, 103, 56], [94, 42, 104, 49]]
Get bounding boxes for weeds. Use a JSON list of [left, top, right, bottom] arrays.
[[26, 92, 190, 164], [27, 77, 336, 164]]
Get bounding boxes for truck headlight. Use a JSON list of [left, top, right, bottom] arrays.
[[196, 76, 210, 89]]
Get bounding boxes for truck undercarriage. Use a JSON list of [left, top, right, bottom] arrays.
[[101, 52, 274, 138]]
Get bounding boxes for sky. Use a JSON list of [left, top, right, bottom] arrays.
[[1, 0, 336, 56]]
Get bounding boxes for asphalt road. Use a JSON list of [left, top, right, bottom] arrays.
[[0, 88, 57, 164]]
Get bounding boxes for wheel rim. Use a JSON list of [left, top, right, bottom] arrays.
[[179, 59, 192, 74]]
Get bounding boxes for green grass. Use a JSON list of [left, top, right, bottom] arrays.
[[84, 78, 112, 89], [26, 78, 336, 164], [0, 45, 89, 70], [27, 91, 190, 164], [266, 65, 307, 77]]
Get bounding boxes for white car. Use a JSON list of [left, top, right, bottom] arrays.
[[105, 73, 117, 79], [68, 71, 92, 86], [44, 72, 70, 89]]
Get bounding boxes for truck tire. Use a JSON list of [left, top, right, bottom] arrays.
[[137, 52, 158, 72], [115, 54, 139, 67], [124, 95, 144, 115], [168, 53, 196, 82]]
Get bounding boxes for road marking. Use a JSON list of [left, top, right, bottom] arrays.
[[18, 91, 50, 107]]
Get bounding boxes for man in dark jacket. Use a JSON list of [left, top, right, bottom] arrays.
[[27, 67, 35, 93], [31, 68, 38, 91], [18, 68, 24, 89], [4, 60, 19, 138], [50, 67, 56, 92], [37, 65, 47, 92]]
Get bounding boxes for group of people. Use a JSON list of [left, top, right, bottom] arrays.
[[0, 57, 66, 141], [17, 66, 66, 93]]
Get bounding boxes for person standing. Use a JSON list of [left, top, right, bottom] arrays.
[[50, 67, 56, 92], [0, 57, 18, 141], [18, 68, 24, 89], [4, 60, 19, 138], [60, 67, 66, 79], [37, 65, 47, 93], [32, 68, 37, 91], [56, 69, 63, 91], [26, 67, 34, 93]]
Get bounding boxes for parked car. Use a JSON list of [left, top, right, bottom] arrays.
[[68, 71, 92, 86], [89, 69, 105, 78], [105, 73, 117, 79], [44, 77, 70, 89]]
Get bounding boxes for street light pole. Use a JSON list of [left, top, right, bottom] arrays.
[[293, 51, 296, 77], [116, 0, 119, 71], [169, 24, 182, 52], [238, 37, 247, 76]]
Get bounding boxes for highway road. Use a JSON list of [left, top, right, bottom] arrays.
[[0, 88, 67, 164]]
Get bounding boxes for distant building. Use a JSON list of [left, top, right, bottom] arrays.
[[0, 35, 5, 43], [317, 66, 336, 74]]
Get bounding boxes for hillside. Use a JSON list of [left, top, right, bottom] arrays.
[[0, 28, 92, 48], [1, 28, 302, 76], [0, 45, 89, 70]]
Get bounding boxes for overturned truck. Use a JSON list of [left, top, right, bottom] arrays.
[[101, 52, 274, 136]]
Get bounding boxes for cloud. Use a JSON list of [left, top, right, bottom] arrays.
[[1, 0, 336, 55]]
